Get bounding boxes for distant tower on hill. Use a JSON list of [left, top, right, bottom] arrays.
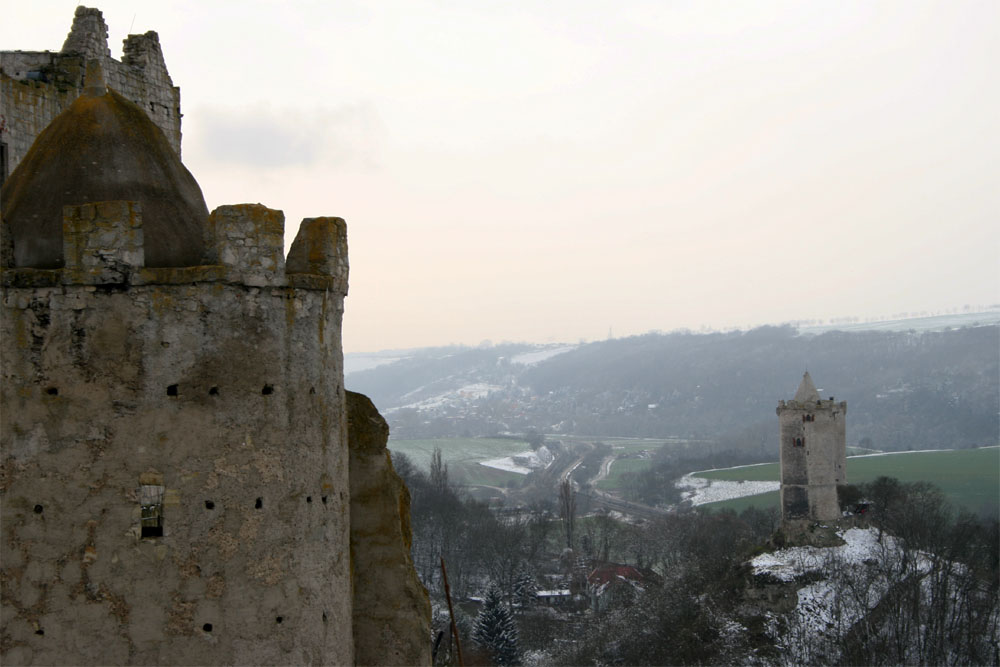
[[777, 372, 847, 524]]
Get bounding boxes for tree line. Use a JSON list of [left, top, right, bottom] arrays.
[[394, 447, 999, 665]]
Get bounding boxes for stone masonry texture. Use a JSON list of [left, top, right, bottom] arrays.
[[1, 7, 431, 665], [1, 204, 354, 664], [777, 373, 847, 525], [1, 6, 181, 182]]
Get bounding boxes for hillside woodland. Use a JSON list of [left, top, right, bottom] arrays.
[[348, 325, 999, 451]]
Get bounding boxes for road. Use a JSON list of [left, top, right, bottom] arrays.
[[545, 442, 669, 521]]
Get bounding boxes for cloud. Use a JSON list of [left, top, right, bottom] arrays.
[[188, 102, 384, 169]]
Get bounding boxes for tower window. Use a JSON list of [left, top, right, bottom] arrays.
[[140, 485, 165, 537], [793, 437, 804, 447], [0, 141, 8, 187]]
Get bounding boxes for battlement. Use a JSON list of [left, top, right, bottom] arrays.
[[1, 201, 348, 292], [62, 200, 144, 284], [210, 204, 286, 286], [777, 398, 848, 414]]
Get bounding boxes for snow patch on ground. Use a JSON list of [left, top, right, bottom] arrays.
[[510, 345, 577, 366], [750, 527, 886, 582], [751, 527, 937, 659], [480, 446, 554, 475], [395, 383, 503, 411], [676, 473, 779, 505], [343, 354, 407, 375]]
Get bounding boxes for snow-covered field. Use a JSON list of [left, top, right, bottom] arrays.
[[481, 446, 554, 475], [510, 345, 577, 366], [343, 354, 408, 375], [389, 382, 503, 412], [676, 473, 779, 505]]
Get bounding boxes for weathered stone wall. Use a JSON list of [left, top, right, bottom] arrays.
[[1, 6, 181, 179], [348, 391, 432, 667], [1, 203, 354, 665], [62, 201, 144, 284], [778, 396, 847, 523]]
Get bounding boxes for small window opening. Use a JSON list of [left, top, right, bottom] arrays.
[[202, 623, 213, 633], [306, 496, 312, 503], [33, 504, 44, 514], [275, 616, 283, 624], [793, 437, 804, 447], [322, 612, 328, 623], [45, 387, 58, 396], [205, 500, 215, 510], [167, 384, 178, 397], [255, 497, 263, 509], [262, 384, 274, 395], [35, 628, 44, 636], [209, 386, 219, 396], [321, 496, 327, 505], [309, 387, 316, 395], [140, 485, 165, 538], [0, 141, 8, 187]]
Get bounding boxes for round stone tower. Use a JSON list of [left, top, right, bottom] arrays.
[[0, 67, 353, 664], [777, 372, 847, 525]]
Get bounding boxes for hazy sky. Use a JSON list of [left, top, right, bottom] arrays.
[[4, 1, 998, 352]]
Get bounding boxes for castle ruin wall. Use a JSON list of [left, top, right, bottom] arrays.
[[1, 6, 181, 181], [1, 203, 354, 665]]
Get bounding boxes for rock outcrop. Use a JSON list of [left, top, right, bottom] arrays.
[[348, 391, 432, 666]]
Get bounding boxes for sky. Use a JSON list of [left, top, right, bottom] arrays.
[[4, 1, 998, 353]]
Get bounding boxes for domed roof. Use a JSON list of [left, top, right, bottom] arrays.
[[1, 76, 209, 268]]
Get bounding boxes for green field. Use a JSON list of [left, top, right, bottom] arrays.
[[387, 437, 528, 487], [696, 447, 1000, 515], [596, 458, 652, 490]]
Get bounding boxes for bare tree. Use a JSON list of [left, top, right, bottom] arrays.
[[559, 479, 576, 550], [429, 448, 449, 492]]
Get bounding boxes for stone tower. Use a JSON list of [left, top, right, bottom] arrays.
[[777, 372, 847, 524], [0, 13, 429, 666]]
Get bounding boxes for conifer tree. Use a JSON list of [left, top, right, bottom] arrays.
[[473, 583, 521, 666], [512, 568, 537, 609]]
